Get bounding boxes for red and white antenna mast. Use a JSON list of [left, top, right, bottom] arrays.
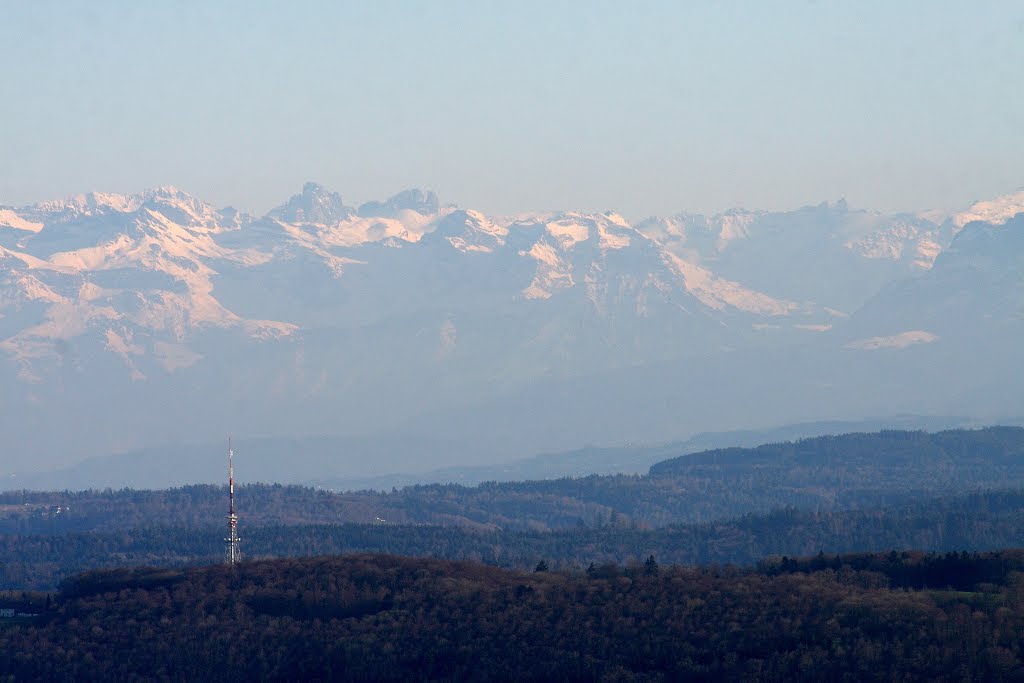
[[224, 436, 241, 565]]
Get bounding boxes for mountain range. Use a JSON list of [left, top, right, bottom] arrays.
[[2, 183, 1022, 481]]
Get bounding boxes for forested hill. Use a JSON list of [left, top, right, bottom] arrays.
[[5, 551, 1024, 680], [5, 428, 1024, 591], [5, 488, 1024, 591], [650, 427, 1024, 476], [4, 427, 1024, 534]]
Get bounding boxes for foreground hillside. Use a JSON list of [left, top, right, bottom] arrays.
[[3, 552, 1024, 681]]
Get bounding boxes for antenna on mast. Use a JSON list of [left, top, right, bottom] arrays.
[[224, 436, 241, 565], [228, 436, 235, 516]]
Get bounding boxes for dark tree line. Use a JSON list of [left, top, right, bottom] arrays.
[[4, 551, 1024, 680]]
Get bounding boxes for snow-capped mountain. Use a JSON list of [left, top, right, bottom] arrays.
[[844, 212, 1024, 344], [951, 189, 1024, 229], [1, 183, 1022, 477], [0, 187, 294, 383], [635, 199, 952, 313]]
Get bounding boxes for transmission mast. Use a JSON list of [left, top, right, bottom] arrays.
[[224, 437, 241, 565]]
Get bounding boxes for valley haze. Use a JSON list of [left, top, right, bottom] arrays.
[[1, 183, 1023, 484]]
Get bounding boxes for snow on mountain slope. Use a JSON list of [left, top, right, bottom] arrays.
[[952, 189, 1024, 229], [2, 183, 1022, 471], [636, 201, 950, 312], [510, 212, 634, 301], [496, 210, 798, 318], [0, 246, 66, 317], [844, 221, 943, 270], [0, 189, 296, 376], [845, 330, 939, 350], [838, 212, 1024, 348], [4, 183, 1013, 382], [0, 183, 822, 421], [0, 209, 43, 233], [429, 209, 509, 253], [19, 187, 221, 229], [519, 239, 573, 301], [0, 244, 53, 271], [637, 201, 945, 271], [250, 185, 447, 267], [661, 252, 799, 316]]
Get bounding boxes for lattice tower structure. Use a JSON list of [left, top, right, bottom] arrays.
[[225, 437, 241, 565]]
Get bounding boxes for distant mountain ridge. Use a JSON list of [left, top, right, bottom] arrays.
[[9, 415, 981, 491], [1, 184, 1023, 474]]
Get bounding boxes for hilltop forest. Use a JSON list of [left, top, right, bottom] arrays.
[[5, 551, 1024, 680]]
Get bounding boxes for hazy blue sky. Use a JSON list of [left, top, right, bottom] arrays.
[[2, 1, 1022, 217]]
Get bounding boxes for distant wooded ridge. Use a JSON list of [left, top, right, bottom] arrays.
[[13, 415, 982, 492], [3, 487, 1024, 591], [5, 427, 1023, 533], [3, 428, 1024, 591]]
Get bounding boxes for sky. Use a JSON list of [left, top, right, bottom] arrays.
[[1, 1, 1022, 218]]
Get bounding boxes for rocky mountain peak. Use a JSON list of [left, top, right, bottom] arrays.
[[269, 182, 353, 225], [357, 189, 440, 218]]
